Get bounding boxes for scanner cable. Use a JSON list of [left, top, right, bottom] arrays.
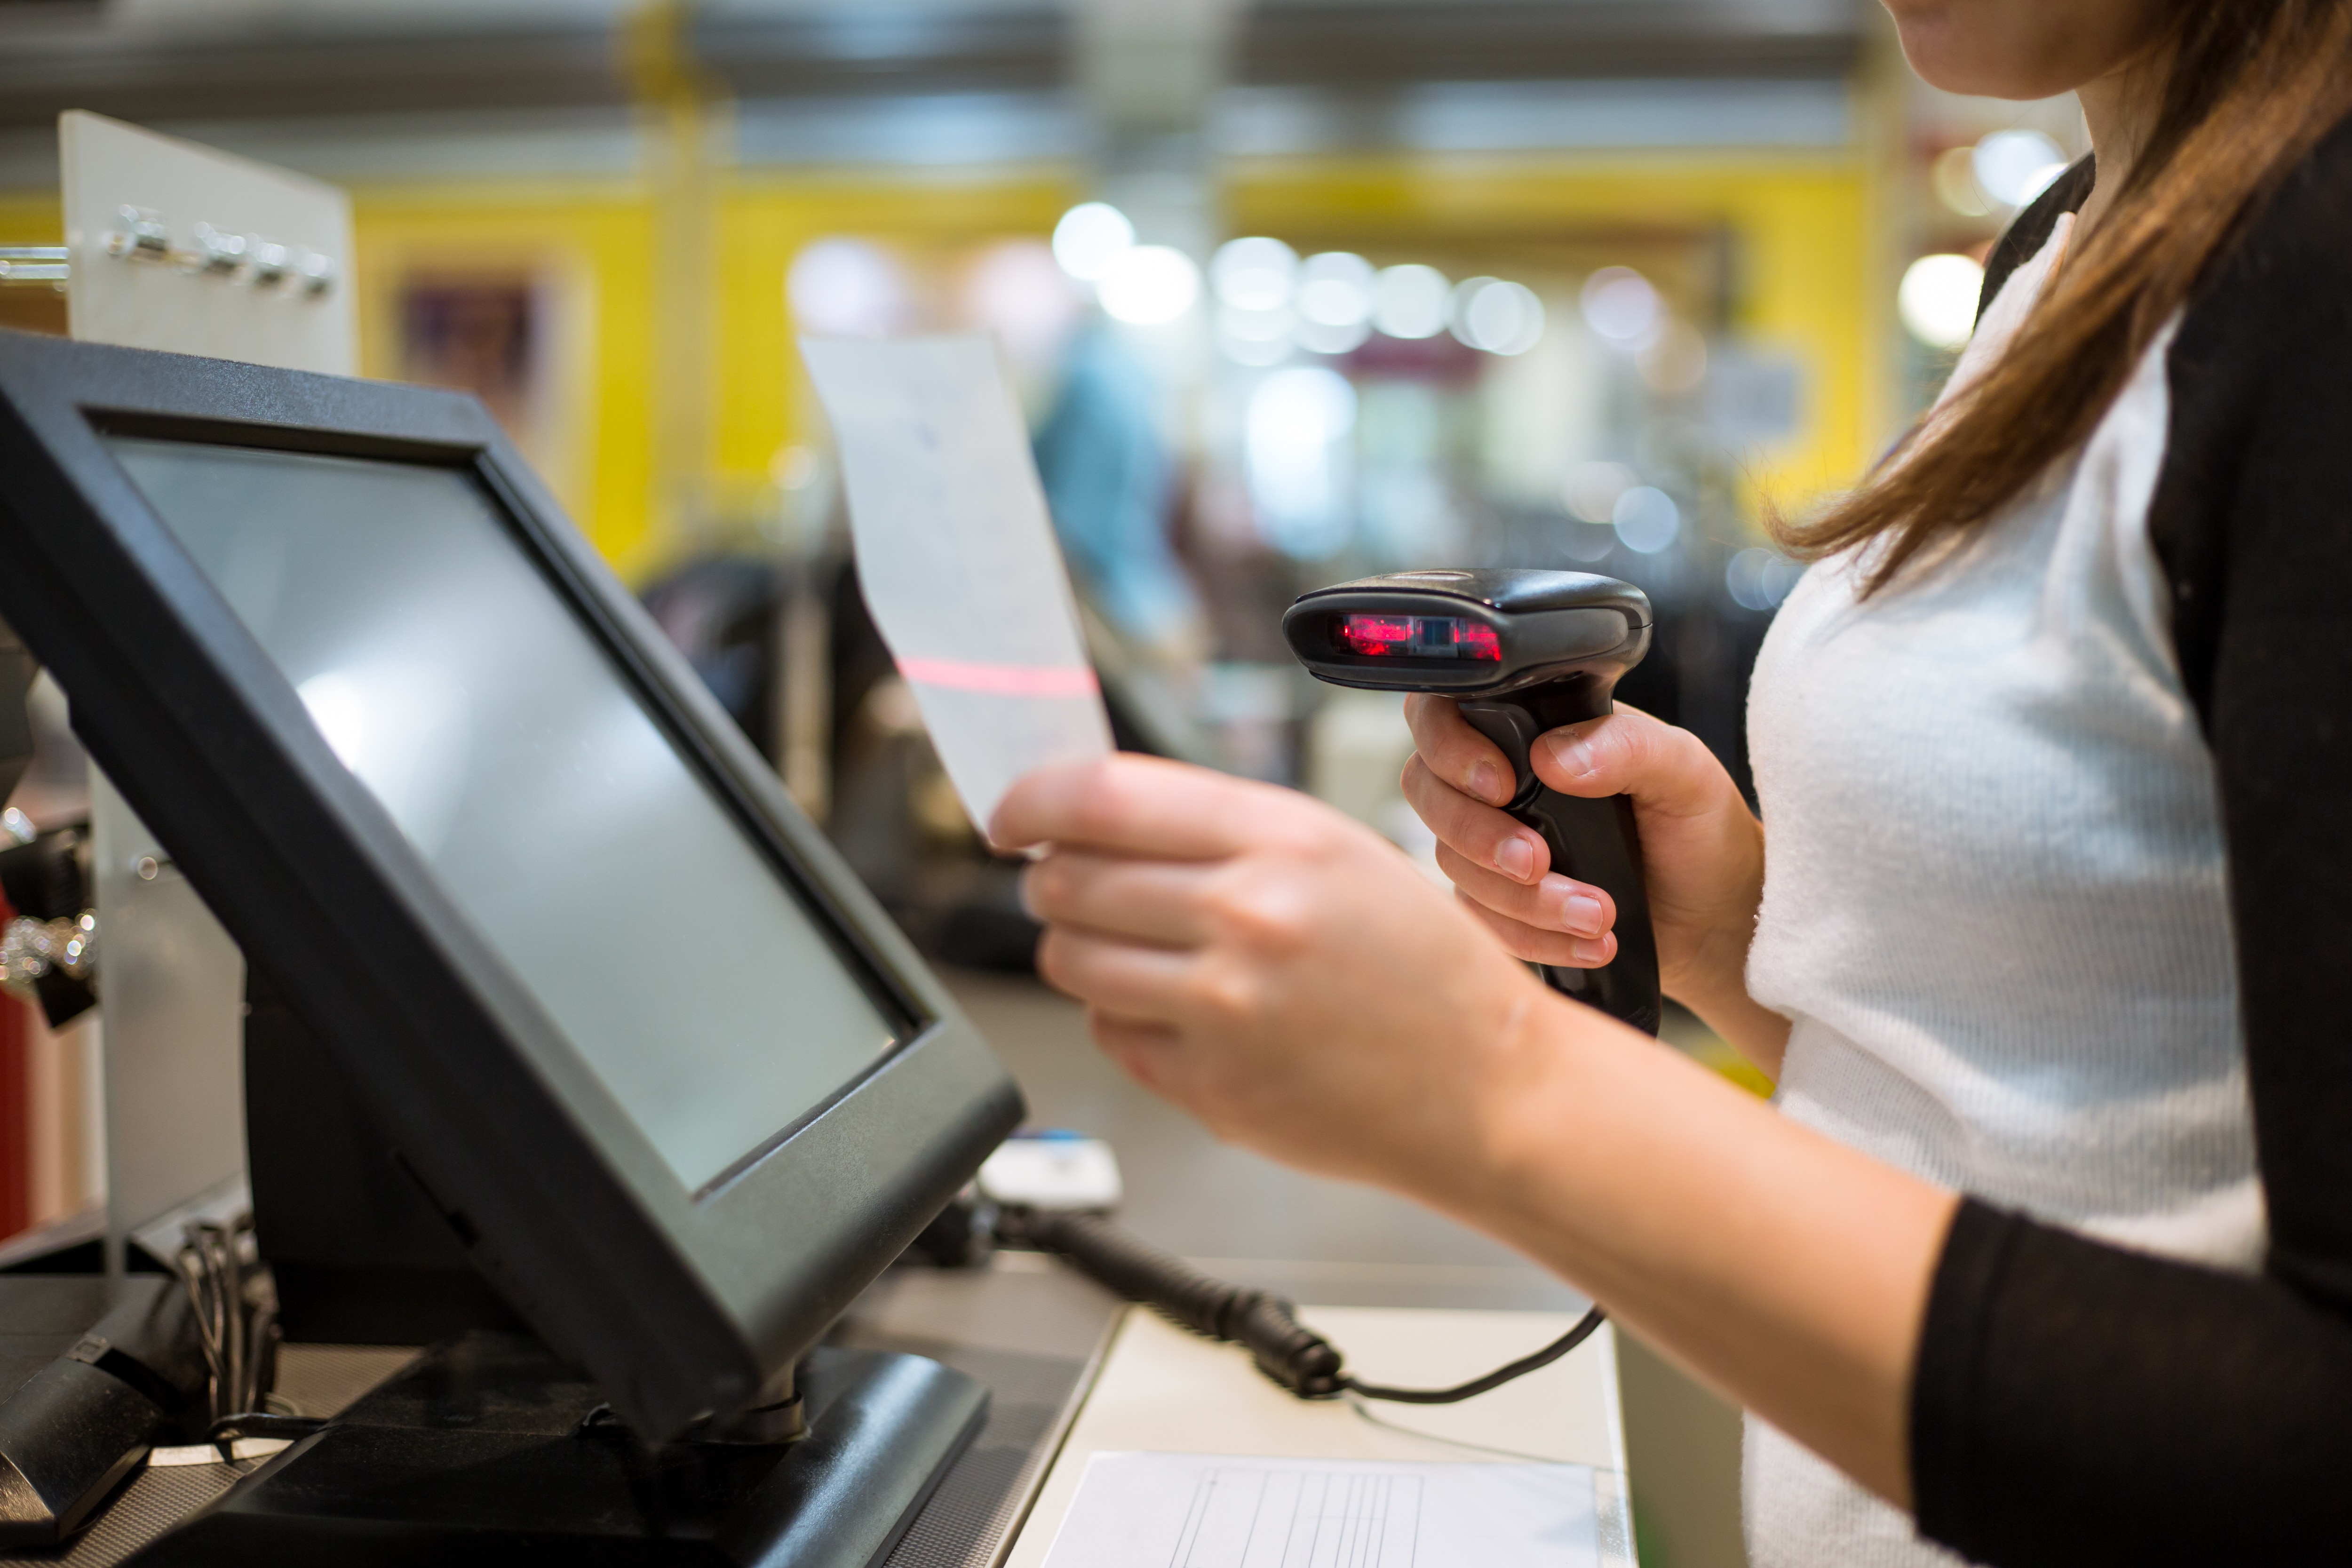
[[1016, 1208, 1605, 1406]]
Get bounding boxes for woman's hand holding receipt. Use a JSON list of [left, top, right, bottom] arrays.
[[995, 754, 1547, 1192], [993, 753, 1956, 1511]]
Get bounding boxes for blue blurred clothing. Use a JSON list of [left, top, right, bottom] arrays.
[[1032, 327, 1199, 645]]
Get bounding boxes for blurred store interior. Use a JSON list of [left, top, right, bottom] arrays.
[[0, 4, 2089, 1561]]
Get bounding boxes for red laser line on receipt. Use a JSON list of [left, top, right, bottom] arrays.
[[897, 657, 1101, 699]]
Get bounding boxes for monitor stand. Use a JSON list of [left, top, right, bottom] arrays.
[[127, 1331, 988, 1567]]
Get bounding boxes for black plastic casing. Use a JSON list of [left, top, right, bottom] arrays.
[[127, 1335, 988, 1568], [0, 617, 31, 807], [0, 328, 1025, 1441], [1282, 569, 1650, 705], [0, 1277, 207, 1548]]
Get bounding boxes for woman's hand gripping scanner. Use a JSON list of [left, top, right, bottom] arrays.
[[1284, 570, 1661, 1036]]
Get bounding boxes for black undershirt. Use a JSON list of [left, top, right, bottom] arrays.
[[1907, 119, 2352, 1564]]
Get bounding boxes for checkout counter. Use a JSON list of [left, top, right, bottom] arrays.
[[16, 1219, 1632, 1568], [0, 325, 1635, 1567]]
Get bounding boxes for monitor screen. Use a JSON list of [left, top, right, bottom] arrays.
[[106, 436, 901, 1194]]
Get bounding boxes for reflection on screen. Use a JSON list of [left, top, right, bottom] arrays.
[[109, 437, 900, 1192]]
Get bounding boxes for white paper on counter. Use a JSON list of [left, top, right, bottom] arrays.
[[1038, 1451, 1599, 1568], [800, 334, 1112, 835]]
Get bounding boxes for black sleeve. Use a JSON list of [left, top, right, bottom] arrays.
[[1910, 114, 2352, 1567]]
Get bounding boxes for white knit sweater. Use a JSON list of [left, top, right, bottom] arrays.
[[1737, 219, 2261, 1567]]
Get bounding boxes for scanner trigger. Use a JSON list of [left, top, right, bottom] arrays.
[[1453, 701, 1548, 810]]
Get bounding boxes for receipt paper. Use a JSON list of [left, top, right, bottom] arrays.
[[801, 334, 1112, 836]]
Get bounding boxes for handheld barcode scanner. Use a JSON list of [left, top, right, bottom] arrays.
[[1284, 569, 1661, 1036]]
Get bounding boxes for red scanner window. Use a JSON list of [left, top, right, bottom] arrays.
[[1335, 613, 1501, 661]]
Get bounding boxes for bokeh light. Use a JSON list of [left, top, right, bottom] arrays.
[[1052, 201, 1136, 281], [1297, 318, 1372, 356], [1211, 236, 1298, 311], [1972, 129, 2067, 209], [1565, 460, 1637, 525], [1372, 264, 1450, 340], [961, 239, 1080, 361], [1097, 244, 1201, 325], [1638, 320, 1708, 394], [1611, 486, 1681, 554], [1933, 145, 1992, 217], [1580, 266, 1662, 351], [1251, 366, 1357, 443], [788, 238, 907, 336], [1217, 303, 1295, 365], [1727, 548, 1805, 610], [1450, 277, 1545, 355], [1899, 253, 1984, 350], [1248, 366, 1359, 557], [1296, 252, 1375, 328]]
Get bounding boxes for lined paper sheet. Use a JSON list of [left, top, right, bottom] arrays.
[[1039, 1452, 1599, 1568]]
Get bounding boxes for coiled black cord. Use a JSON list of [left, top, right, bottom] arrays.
[[1017, 1209, 1604, 1406]]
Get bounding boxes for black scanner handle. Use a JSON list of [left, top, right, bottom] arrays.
[[1456, 695, 1661, 1036]]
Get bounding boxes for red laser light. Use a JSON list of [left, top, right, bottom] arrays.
[[1335, 613, 1501, 661], [1336, 615, 1416, 656]]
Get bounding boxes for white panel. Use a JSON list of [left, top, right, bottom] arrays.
[[60, 109, 355, 376], [58, 111, 356, 1268], [89, 772, 248, 1241]]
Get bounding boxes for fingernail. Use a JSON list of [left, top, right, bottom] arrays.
[[1495, 836, 1537, 881], [1545, 731, 1596, 780], [1560, 891, 1606, 937], [1468, 761, 1505, 804], [1569, 936, 1610, 965]]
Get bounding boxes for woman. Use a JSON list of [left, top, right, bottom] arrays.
[[993, 2, 2352, 1562]]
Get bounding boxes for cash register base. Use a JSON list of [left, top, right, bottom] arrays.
[[129, 1331, 986, 1567]]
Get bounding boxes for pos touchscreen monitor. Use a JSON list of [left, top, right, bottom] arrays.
[[0, 329, 1024, 1441]]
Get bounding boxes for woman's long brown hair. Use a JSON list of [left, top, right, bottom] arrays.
[[1778, 0, 2352, 591]]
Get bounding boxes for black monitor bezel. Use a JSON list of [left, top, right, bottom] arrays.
[[0, 328, 1024, 1437]]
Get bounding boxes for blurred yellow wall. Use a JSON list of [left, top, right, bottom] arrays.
[[0, 195, 60, 241], [349, 183, 659, 574], [345, 174, 1079, 580], [0, 195, 65, 335], [711, 174, 1077, 544], [4, 146, 1878, 580]]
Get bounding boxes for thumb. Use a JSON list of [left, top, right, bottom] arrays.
[[1531, 707, 1714, 812]]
